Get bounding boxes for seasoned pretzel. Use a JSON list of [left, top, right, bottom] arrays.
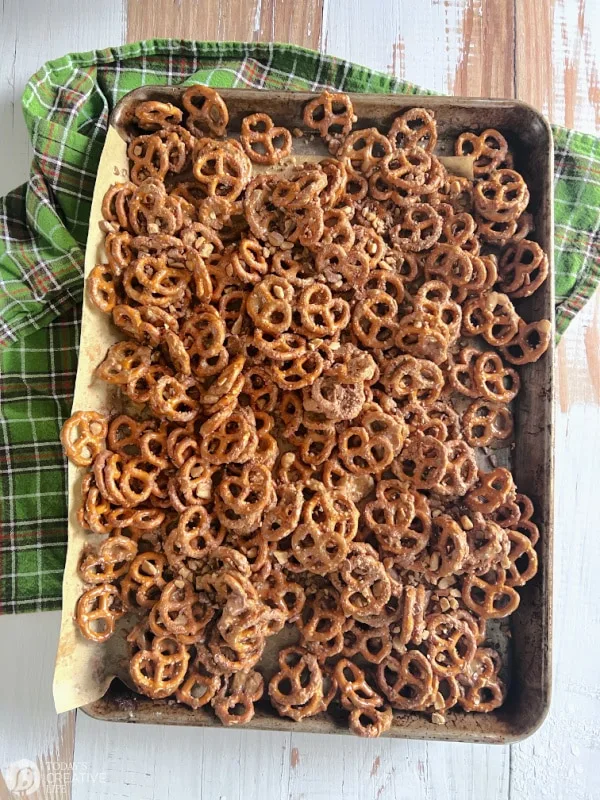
[[231, 237, 269, 284], [376, 651, 435, 710], [216, 463, 274, 529], [455, 128, 509, 176], [332, 543, 392, 618], [351, 289, 399, 349], [176, 671, 221, 709], [473, 169, 529, 222], [422, 514, 468, 580], [348, 703, 393, 738], [462, 568, 520, 619], [102, 181, 135, 230], [129, 633, 190, 699], [394, 432, 447, 490], [240, 113, 292, 165], [338, 408, 405, 475], [463, 399, 514, 447], [425, 612, 477, 677], [182, 85, 229, 137], [390, 203, 442, 252], [212, 669, 264, 726], [180, 307, 228, 378], [121, 552, 168, 609], [88, 265, 119, 313], [504, 529, 538, 587], [128, 178, 182, 236], [127, 133, 171, 184], [388, 108, 437, 152], [123, 254, 190, 307], [134, 100, 183, 131], [497, 239, 549, 298], [434, 439, 478, 498], [149, 375, 200, 423], [200, 406, 257, 464], [340, 128, 392, 176], [462, 291, 520, 346], [303, 90, 355, 141], [382, 355, 443, 407], [61, 411, 108, 467], [247, 275, 293, 335], [334, 658, 387, 715], [193, 140, 250, 201], [466, 468, 516, 514], [156, 579, 213, 638], [269, 646, 331, 720], [296, 283, 350, 338], [272, 167, 328, 210], [458, 648, 505, 712], [76, 583, 124, 642], [79, 535, 137, 585], [500, 319, 552, 365]]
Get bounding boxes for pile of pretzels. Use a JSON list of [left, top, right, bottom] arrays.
[[61, 86, 548, 737]]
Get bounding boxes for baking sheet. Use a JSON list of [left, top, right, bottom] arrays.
[[54, 90, 554, 744]]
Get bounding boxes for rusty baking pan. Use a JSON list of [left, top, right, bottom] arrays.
[[83, 89, 554, 743]]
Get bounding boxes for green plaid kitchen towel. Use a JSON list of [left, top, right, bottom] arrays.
[[1, 40, 599, 613]]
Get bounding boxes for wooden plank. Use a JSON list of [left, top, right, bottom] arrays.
[[516, 0, 600, 134], [0, 0, 125, 198], [0, 2, 124, 799], [516, 0, 600, 409], [323, 0, 515, 97], [127, 0, 324, 50], [510, 398, 600, 800], [73, 717, 292, 800], [512, 3, 600, 797], [0, 612, 76, 800]]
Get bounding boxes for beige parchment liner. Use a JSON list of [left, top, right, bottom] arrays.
[[51, 124, 474, 713], [53, 126, 132, 714]]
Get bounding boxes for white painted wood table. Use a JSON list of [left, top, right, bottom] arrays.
[[1, 1, 599, 798]]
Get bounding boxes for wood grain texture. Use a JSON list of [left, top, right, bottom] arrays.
[[1, 0, 600, 798], [127, 0, 324, 50], [323, 0, 515, 97], [72, 716, 509, 800], [0, 3, 124, 799], [517, 0, 600, 134], [0, 612, 75, 800], [0, 0, 125, 198], [515, 0, 600, 409], [510, 399, 600, 800]]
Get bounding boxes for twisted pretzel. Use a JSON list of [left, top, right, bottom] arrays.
[[240, 113, 292, 165], [303, 90, 355, 141], [76, 583, 124, 642], [182, 85, 229, 137], [61, 411, 108, 467]]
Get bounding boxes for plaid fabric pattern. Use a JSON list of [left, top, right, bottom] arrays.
[[0, 40, 598, 613]]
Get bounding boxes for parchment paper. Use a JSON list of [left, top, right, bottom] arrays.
[[53, 126, 132, 714], [52, 126, 474, 713]]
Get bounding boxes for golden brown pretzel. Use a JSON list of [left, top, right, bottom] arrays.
[[182, 85, 229, 137], [388, 108, 437, 152], [129, 633, 190, 699], [61, 411, 108, 467], [269, 646, 330, 720], [76, 583, 124, 642], [240, 113, 292, 165], [134, 100, 183, 131], [303, 90, 355, 141]]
